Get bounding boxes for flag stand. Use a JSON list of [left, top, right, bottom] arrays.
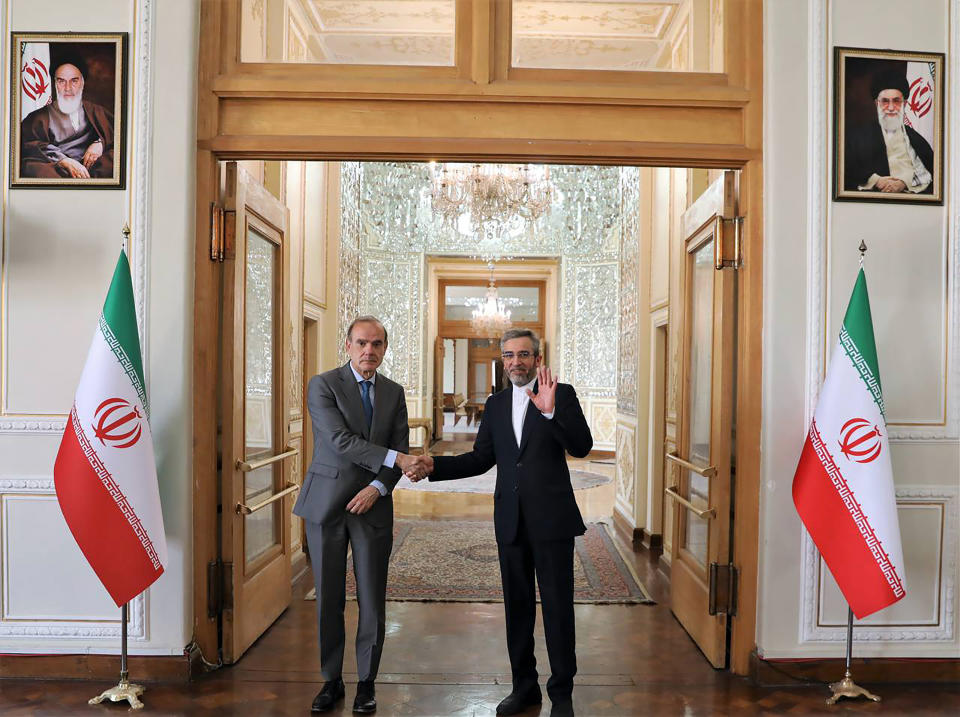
[[826, 607, 880, 705], [88, 603, 145, 710]]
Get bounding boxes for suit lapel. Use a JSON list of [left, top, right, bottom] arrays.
[[517, 381, 539, 457], [338, 363, 370, 439]]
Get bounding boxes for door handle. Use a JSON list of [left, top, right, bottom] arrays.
[[665, 452, 716, 478], [236, 446, 298, 472], [236, 482, 300, 515], [664, 486, 715, 520]]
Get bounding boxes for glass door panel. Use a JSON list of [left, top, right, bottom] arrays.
[[243, 228, 280, 567], [682, 239, 715, 568]]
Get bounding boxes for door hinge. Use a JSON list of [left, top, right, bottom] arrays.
[[708, 562, 738, 616], [714, 215, 743, 270], [207, 559, 234, 616], [209, 204, 234, 262]]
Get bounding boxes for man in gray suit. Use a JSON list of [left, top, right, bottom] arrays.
[[293, 316, 426, 714]]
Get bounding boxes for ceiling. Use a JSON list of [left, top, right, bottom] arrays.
[[274, 0, 691, 69]]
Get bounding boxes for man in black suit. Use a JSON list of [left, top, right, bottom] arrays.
[[411, 328, 592, 717], [844, 71, 934, 195]]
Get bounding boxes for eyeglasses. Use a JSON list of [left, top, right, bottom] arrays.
[[877, 96, 904, 108], [501, 351, 534, 361]]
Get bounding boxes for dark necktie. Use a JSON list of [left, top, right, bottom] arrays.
[[360, 380, 373, 430]]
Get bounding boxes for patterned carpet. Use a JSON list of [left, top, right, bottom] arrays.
[[305, 520, 654, 604]]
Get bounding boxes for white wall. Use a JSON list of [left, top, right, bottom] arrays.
[[454, 338, 468, 396], [761, 0, 958, 658], [442, 338, 455, 393], [0, 0, 197, 655]]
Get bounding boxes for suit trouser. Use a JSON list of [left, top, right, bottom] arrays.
[[304, 514, 392, 682], [497, 510, 577, 701]]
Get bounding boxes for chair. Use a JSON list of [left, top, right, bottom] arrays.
[[452, 393, 467, 426], [407, 417, 432, 455]]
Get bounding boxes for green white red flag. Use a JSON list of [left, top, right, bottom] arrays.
[[793, 268, 905, 618], [54, 251, 167, 607]]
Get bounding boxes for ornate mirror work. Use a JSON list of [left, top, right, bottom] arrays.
[[339, 162, 637, 409]]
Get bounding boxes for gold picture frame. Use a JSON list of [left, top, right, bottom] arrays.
[[834, 46, 944, 205], [9, 32, 127, 189]]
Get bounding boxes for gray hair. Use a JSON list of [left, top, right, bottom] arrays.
[[500, 328, 540, 355], [346, 315, 388, 344]]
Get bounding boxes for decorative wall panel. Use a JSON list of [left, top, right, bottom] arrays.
[[589, 400, 617, 447], [615, 422, 636, 521], [337, 163, 362, 351], [801, 486, 957, 643], [343, 163, 631, 410], [0, 480, 145, 640], [361, 255, 422, 393], [563, 262, 619, 395], [618, 167, 641, 415]]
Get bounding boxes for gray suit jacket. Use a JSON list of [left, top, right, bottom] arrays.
[[293, 362, 409, 528]]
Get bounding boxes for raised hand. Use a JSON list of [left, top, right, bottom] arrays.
[[527, 366, 557, 415]]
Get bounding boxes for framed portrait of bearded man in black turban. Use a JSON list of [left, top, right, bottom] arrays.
[[10, 32, 127, 188], [834, 47, 944, 205]]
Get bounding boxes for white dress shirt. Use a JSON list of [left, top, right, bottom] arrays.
[[512, 377, 554, 447], [348, 364, 396, 495]]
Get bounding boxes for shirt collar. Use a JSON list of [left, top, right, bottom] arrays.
[[349, 363, 375, 385], [513, 377, 536, 397]]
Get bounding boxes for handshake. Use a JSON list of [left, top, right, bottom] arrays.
[[395, 453, 434, 482]]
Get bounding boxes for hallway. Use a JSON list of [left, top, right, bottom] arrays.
[[3, 539, 955, 716]]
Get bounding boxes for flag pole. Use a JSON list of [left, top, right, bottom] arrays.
[[826, 607, 881, 704], [122, 222, 131, 255], [826, 240, 880, 705], [88, 602, 146, 710]]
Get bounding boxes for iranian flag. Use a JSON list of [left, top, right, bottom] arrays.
[[54, 251, 167, 607], [793, 268, 906, 618]]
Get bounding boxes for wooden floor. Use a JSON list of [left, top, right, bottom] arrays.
[[3, 442, 957, 715]]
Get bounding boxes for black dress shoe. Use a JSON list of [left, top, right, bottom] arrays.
[[311, 678, 345, 713], [550, 699, 574, 717], [496, 689, 542, 716], [353, 680, 377, 714]]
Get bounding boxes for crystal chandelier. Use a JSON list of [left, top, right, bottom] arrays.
[[471, 262, 513, 337], [429, 163, 555, 260]]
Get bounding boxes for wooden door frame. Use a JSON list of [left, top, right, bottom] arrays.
[[193, 0, 763, 674]]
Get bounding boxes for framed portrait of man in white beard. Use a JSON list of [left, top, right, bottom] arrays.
[[9, 33, 127, 188], [834, 47, 944, 204]]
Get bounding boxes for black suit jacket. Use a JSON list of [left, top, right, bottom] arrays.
[[430, 382, 593, 544], [844, 121, 934, 193]]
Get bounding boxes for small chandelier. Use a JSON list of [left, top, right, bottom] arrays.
[[429, 162, 555, 260], [471, 262, 513, 337]]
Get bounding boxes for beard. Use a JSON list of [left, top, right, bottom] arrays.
[[56, 89, 83, 115], [507, 366, 537, 386], [877, 104, 904, 132]]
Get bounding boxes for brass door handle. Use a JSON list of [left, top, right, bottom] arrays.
[[665, 452, 717, 478], [236, 482, 300, 515], [236, 447, 298, 472], [665, 486, 715, 520]]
